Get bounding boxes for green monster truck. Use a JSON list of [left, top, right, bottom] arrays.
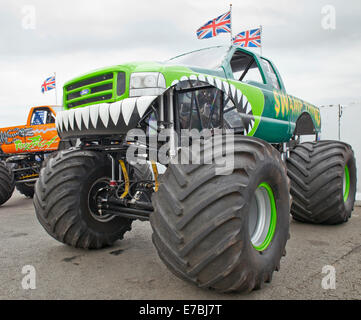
[[34, 46, 357, 293]]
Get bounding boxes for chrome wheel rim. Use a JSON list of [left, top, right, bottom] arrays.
[[248, 183, 277, 251]]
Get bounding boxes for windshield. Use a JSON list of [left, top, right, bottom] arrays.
[[166, 46, 230, 70]]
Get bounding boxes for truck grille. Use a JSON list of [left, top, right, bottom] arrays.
[[65, 72, 126, 109], [67, 73, 113, 91], [67, 83, 113, 101], [67, 94, 113, 109]]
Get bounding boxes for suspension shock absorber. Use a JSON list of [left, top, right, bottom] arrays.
[[168, 88, 177, 158], [151, 161, 159, 192], [109, 154, 117, 187], [118, 159, 130, 199]]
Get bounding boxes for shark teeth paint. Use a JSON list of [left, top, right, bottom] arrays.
[[109, 102, 121, 126], [99, 104, 110, 127], [81, 107, 90, 129], [57, 96, 158, 136], [57, 74, 255, 138]]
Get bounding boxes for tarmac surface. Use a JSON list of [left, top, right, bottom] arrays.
[[0, 191, 360, 300]]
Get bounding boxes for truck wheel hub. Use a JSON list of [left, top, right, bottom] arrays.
[[88, 177, 115, 222]]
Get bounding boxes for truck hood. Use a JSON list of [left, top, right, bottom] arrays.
[[64, 61, 225, 89]]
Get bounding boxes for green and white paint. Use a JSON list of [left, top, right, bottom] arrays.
[[58, 46, 321, 144]]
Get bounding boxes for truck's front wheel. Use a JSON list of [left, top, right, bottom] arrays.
[[150, 136, 291, 292], [34, 149, 150, 249]]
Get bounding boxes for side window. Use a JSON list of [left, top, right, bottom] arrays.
[[230, 50, 264, 84], [261, 59, 281, 90]]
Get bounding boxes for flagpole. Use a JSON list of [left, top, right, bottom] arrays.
[[230, 4, 233, 45], [54, 71, 57, 106], [260, 25, 263, 56]]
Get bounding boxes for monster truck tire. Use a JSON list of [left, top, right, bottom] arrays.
[[34, 149, 152, 249], [39, 139, 78, 171], [0, 161, 15, 206], [150, 136, 291, 293], [16, 183, 35, 198], [287, 140, 357, 224]]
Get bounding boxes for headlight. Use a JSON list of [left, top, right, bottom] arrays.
[[129, 72, 166, 97], [143, 75, 157, 87], [130, 76, 142, 89]]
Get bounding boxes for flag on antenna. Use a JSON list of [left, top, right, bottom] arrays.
[[196, 10, 231, 39], [41, 75, 56, 93], [233, 28, 262, 48]]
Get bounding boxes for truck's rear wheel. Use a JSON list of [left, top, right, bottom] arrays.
[[34, 149, 151, 249], [287, 140, 357, 224], [16, 183, 35, 198], [150, 136, 291, 293], [0, 161, 15, 206]]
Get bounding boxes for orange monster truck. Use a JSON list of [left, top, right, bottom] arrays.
[[0, 106, 71, 206]]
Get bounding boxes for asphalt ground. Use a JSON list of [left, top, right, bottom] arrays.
[[0, 191, 360, 300]]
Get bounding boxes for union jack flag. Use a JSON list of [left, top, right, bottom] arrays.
[[233, 28, 262, 48], [196, 11, 231, 39], [41, 76, 56, 93]]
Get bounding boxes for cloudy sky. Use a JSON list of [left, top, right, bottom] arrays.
[[0, 0, 360, 127]]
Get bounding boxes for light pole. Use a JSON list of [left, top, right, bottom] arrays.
[[320, 102, 361, 141], [338, 104, 343, 141], [320, 104, 343, 141]]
